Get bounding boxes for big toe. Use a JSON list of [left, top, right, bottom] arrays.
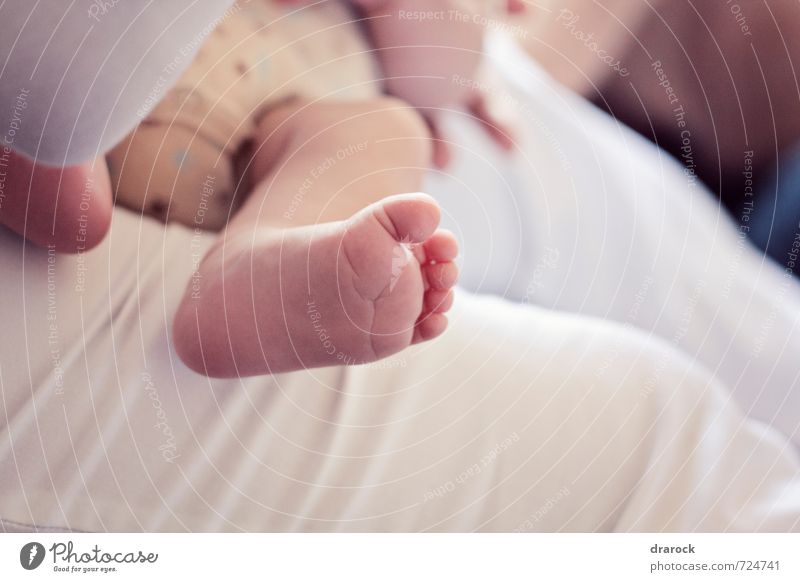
[[368, 193, 441, 244]]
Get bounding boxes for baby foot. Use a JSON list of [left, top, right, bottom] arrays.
[[329, 192, 459, 360], [174, 193, 459, 377]]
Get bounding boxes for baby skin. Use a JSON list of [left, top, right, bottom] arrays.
[[173, 98, 459, 377]]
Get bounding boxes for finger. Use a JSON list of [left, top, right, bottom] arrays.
[[468, 95, 515, 151], [422, 113, 452, 169], [507, 0, 526, 14], [432, 140, 451, 170]]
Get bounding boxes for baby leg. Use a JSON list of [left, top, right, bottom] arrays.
[[243, 97, 433, 225], [173, 98, 459, 377]]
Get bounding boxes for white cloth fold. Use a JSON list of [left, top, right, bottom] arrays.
[[1, 209, 798, 532], [429, 34, 800, 448]]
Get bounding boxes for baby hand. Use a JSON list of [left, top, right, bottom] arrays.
[[355, 0, 522, 166]]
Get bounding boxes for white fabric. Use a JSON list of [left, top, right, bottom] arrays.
[[1, 208, 799, 532], [0, 0, 236, 165], [429, 34, 800, 448]]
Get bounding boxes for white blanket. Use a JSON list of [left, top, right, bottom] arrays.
[[431, 34, 800, 448], [0, 207, 798, 532]]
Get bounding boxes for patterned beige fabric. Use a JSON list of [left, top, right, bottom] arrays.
[[108, 1, 379, 230]]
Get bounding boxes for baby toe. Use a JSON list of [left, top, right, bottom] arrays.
[[424, 261, 459, 291], [372, 193, 441, 244], [423, 230, 459, 263], [413, 313, 449, 344], [424, 289, 454, 314]]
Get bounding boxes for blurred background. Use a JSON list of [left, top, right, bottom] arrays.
[[505, 0, 800, 273]]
